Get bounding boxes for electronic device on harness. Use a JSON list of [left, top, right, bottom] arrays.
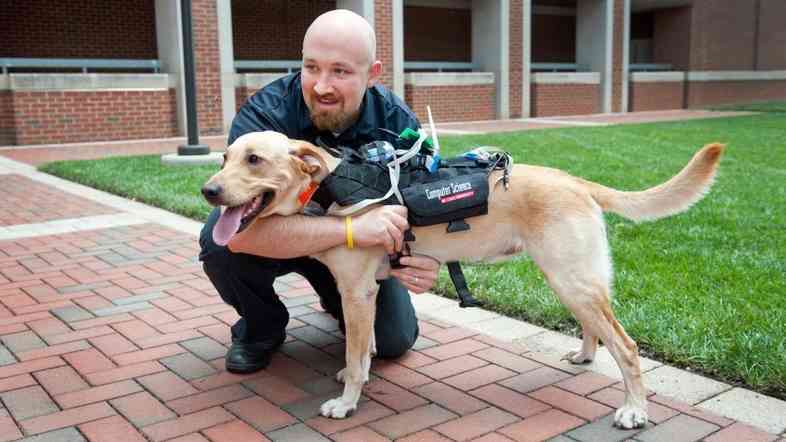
[[310, 127, 512, 308]]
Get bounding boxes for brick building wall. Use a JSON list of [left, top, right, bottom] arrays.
[[405, 85, 495, 122], [193, 0, 223, 136], [531, 14, 575, 63], [10, 90, 177, 145], [629, 81, 684, 111], [689, 0, 757, 70], [509, 0, 523, 118], [531, 83, 600, 117], [687, 80, 786, 108], [758, 0, 786, 70], [404, 6, 471, 62], [0, 0, 156, 59], [375, 0, 394, 88], [653, 7, 692, 70], [231, 0, 335, 60], [236, 87, 250, 113], [0, 92, 15, 146]]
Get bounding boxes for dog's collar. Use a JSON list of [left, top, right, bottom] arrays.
[[298, 182, 320, 206]]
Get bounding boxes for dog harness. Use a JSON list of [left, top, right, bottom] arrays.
[[309, 128, 513, 307]]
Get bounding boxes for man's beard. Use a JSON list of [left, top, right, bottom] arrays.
[[309, 102, 359, 133]]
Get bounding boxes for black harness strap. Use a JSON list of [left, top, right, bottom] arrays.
[[447, 262, 483, 308]]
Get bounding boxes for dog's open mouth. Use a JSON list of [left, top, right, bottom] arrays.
[[212, 191, 274, 246]]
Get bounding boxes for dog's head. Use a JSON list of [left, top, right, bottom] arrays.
[[201, 131, 332, 246]]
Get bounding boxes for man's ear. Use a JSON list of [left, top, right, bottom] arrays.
[[367, 60, 382, 87], [289, 140, 329, 182]]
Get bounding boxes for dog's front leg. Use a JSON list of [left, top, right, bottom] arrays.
[[320, 280, 376, 418], [316, 248, 380, 419]]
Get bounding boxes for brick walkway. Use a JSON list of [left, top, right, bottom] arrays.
[[1, 117, 785, 440]]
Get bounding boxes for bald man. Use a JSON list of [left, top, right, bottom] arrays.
[[199, 10, 438, 374]]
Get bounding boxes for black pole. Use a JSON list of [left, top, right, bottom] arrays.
[[178, 0, 209, 155]]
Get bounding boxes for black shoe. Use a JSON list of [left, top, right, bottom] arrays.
[[225, 335, 284, 374]]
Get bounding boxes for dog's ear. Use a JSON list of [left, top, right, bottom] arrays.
[[289, 140, 329, 182]]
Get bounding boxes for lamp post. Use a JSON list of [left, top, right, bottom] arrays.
[[177, 0, 209, 155]]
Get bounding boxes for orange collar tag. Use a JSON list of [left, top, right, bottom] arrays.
[[298, 182, 319, 206]]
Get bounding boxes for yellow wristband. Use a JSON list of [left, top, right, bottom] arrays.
[[345, 216, 354, 249]]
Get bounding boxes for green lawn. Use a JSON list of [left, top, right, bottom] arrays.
[[40, 114, 786, 399]]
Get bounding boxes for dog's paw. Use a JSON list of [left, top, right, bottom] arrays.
[[614, 405, 648, 429], [320, 397, 356, 419], [561, 350, 593, 365]]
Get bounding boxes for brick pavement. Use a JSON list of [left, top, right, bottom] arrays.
[[1, 127, 785, 440]]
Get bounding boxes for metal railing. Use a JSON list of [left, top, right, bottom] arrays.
[[629, 63, 673, 72], [234, 60, 301, 73], [403, 61, 476, 72], [531, 62, 587, 72], [0, 58, 160, 75]]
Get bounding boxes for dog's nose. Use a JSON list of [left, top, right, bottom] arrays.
[[201, 184, 222, 201]]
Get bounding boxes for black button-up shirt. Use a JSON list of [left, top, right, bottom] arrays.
[[228, 72, 420, 150]]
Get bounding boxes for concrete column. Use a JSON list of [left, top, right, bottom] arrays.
[[155, 0, 186, 136], [337, 0, 375, 27], [473, 0, 510, 119], [522, 0, 532, 117], [621, 0, 630, 112], [217, 0, 235, 133], [577, 0, 613, 113]]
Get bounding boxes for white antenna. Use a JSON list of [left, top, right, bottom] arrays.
[[426, 105, 440, 154], [425, 105, 441, 172]]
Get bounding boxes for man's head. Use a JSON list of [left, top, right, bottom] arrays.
[[301, 9, 382, 133]]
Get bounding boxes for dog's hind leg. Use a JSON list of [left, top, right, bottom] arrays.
[[530, 215, 648, 429], [316, 248, 380, 419]]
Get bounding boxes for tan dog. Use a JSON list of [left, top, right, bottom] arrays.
[[202, 131, 724, 429]]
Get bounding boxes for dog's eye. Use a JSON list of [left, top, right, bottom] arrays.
[[248, 154, 261, 165]]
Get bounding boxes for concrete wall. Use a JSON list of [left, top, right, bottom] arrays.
[[473, 0, 508, 119], [2, 74, 178, 145], [531, 73, 601, 117], [629, 72, 684, 111]]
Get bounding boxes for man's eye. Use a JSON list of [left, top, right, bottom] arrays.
[[248, 154, 260, 164], [335, 69, 347, 76]]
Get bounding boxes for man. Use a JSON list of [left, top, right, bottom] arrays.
[[199, 9, 440, 374]]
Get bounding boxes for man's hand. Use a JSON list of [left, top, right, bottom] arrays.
[[390, 255, 440, 294], [352, 205, 409, 254]]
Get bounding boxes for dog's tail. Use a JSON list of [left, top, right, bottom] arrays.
[[583, 143, 724, 222]]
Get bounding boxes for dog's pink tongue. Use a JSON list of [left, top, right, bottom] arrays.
[[213, 206, 243, 246]]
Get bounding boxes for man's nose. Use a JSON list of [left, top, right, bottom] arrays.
[[314, 75, 333, 95]]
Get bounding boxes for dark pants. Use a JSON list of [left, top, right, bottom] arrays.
[[199, 208, 419, 358]]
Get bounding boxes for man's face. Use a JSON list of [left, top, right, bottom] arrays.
[[301, 37, 379, 133]]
